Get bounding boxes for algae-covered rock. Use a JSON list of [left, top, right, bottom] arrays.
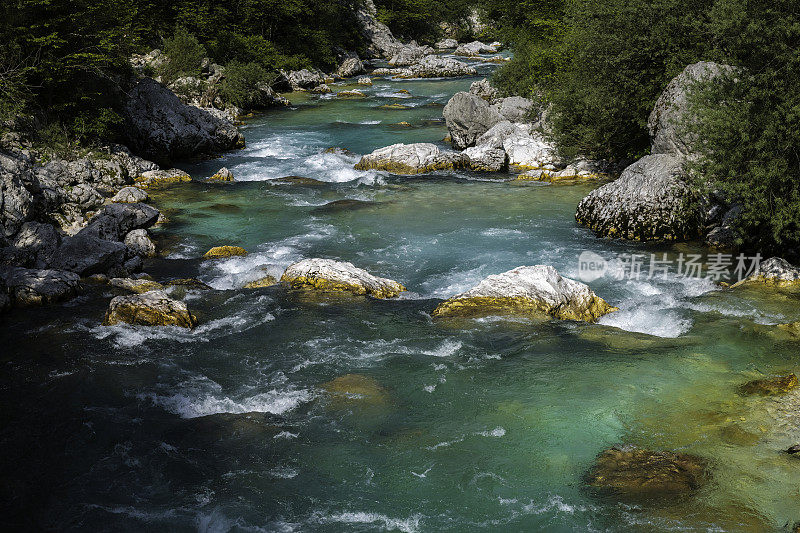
[[109, 277, 164, 294], [432, 265, 617, 322], [103, 290, 197, 328], [209, 167, 234, 182], [243, 275, 277, 289], [281, 258, 405, 298], [203, 246, 247, 259], [135, 169, 191, 189], [738, 374, 798, 396], [355, 143, 469, 175], [321, 374, 388, 406], [585, 445, 709, 497], [165, 278, 213, 291], [732, 257, 800, 287]]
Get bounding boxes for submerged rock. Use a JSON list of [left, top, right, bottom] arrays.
[[243, 275, 277, 289], [209, 167, 234, 182], [109, 277, 164, 294], [585, 445, 709, 497], [103, 290, 197, 328], [738, 374, 798, 396], [273, 176, 327, 186], [337, 90, 366, 98], [432, 265, 617, 322], [321, 374, 388, 406], [0, 266, 79, 306], [355, 143, 469, 175], [203, 246, 247, 259], [280, 258, 406, 298], [165, 278, 213, 291], [111, 186, 149, 203]]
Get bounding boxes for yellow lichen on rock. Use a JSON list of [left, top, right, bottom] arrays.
[[135, 169, 192, 189], [280, 258, 407, 299], [243, 275, 278, 289], [432, 295, 617, 322], [203, 246, 248, 259], [380, 103, 410, 110], [103, 290, 197, 329]]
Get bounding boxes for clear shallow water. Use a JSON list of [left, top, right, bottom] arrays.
[[2, 54, 800, 531]]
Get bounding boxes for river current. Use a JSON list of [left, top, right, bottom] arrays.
[[2, 53, 800, 531]]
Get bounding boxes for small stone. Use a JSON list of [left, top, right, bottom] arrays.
[[203, 246, 247, 259], [337, 90, 366, 98], [209, 167, 234, 182], [321, 374, 388, 407]]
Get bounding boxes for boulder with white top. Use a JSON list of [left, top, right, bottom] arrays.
[[732, 257, 800, 287], [281, 258, 406, 299], [432, 265, 617, 322], [355, 143, 469, 175]]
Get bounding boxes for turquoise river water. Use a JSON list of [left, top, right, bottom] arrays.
[[1, 53, 800, 532]]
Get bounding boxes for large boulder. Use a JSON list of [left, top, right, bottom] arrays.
[[355, 0, 403, 58], [464, 145, 507, 172], [493, 96, 535, 123], [336, 57, 365, 78], [470, 78, 499, 103], [123, 78, 244, 164], [286, 69, 323, 90], [389, 44, 434, 67], [576, 61, 735, 242], [454, 41, 500, 57], [80, 203, 160, 242], [110, 277, 164, 294], [575, 154, 702, 241], [355, 143, 469, 175], [0, 150, 34, 243], [585, 445, 709, 498], [281, 258, 406, 299], [0, 266, 80, 306], [103, 290, 197, 328], [503, 129, 559, 170], [4, 222, 60, 269], [649, 61, 738, 158], [49, 233, 127, 276], [432, 265, 617, 322], [443, 92, 504, 149], [435, 38, 458, 50], [733, 257, 800, 287], [407, 55, 477, 79]]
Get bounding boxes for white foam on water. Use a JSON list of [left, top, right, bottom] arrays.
[[269, 465, 299, 479], [274, 431, 298, 439], [420, 264, 489, 299], [477, 427, 506, 438], [139, 387, 313, 419], [521, 495, 591, 515], [421, 339, 462, 357], [480, 228, 525, 238], [314, 511, 422, 533]]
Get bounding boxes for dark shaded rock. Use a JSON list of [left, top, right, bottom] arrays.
[[738, 374, 798, 396], [165, 278, 213, 290], [0, 150, 34, 243], [5, 222, 60, 268], [80, 203, 160, 242], [0, 266, 79, 306], [785, 444, 800, 455], [49, 233, 127, 276], [123, 78, 244, 164], [585, 445, 709, 498]]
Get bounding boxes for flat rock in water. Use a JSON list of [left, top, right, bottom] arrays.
[[103, 290, 197, 328], [585, 445, 709, 498], [432, 265, 617, 322], [355, 143, 469, 175], [203, 246, 247, 259], [280, 258, 406, 299]]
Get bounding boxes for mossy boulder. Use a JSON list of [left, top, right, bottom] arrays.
[[432, 265, 617, 322], [732, 257, 800, 287], [203, 246, 247, 259], [355, 143, 469, 175], [585, 445, 710, 498], [135, 169, 192, 189], [280, 258, 406, 299], [103, 290, 197, 328], [738, 373, 798, 396], [243, 275, 277, 289]]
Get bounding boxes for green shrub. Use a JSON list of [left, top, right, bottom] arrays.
[[220, 61, 275, 109], [159, 27, 206, 83]]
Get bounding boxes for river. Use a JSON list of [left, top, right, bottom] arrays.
[[1, 52, 799, 532]]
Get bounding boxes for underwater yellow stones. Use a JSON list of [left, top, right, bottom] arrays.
[[243, 275, 278, 289], [320, 374, 389, 407], [379, 103, 411, 110], [203, 246, 248, 259], [585, 445, 710, 497], [738, 373, 798, 396]]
